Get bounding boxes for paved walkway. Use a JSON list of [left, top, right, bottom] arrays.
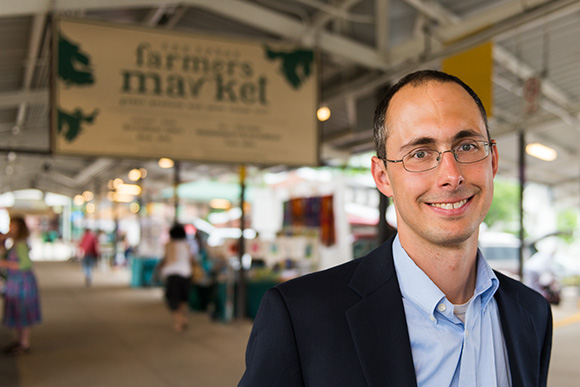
[[1, 261, 252, 387], [1, 261, 580, 386], [547, 286, 580, 387]]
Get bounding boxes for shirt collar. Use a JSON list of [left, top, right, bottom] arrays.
[[474, 248, 500, 309], [392, 235, 499, 317]]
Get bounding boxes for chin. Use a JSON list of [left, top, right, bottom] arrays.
[[430, 227, 477, 246]]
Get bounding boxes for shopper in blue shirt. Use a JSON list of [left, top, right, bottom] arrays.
[[239, 70, 552, 386]]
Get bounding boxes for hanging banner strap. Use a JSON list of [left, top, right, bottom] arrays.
[[442, 41, 494, 118]]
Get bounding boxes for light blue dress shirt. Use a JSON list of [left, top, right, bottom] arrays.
[[392, 236, 512, 387]]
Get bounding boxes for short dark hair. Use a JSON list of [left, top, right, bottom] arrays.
[[373, 70, 490, 159], [169, 223, 187, 240]]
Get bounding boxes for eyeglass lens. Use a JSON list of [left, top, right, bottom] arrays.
[[402, 142, 490, 172]]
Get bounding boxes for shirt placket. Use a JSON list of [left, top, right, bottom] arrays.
[[459, 294, 489, 386]]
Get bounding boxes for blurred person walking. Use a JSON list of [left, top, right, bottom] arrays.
[[79, 228, 99, 286], [0, 216, 42, 355], [158, 224, 195, 332]]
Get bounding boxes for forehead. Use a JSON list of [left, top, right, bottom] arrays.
[[385, 81, 486, 143]]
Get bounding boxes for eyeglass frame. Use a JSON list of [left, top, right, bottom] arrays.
[[380, 140, 496, 173]]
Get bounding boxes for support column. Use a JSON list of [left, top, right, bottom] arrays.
[[237, 165, 247, 319], [173, 161, 180, 224], [518, 130, 526, 281]]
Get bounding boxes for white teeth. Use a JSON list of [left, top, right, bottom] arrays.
[[430, 199, 468, 210]]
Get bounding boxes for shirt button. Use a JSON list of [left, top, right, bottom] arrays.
[[430, 315, 436, 322], [438, 304, 446, 312], [466, 329, 469, 337]]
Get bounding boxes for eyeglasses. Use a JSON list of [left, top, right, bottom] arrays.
[[381, 140, 495, 173]]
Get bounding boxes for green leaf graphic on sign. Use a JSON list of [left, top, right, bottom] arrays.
[[58, 33, 95, 86], [57, 108, 99, 142], [56, 30, 99, 143], [265, 47, 314, 89]]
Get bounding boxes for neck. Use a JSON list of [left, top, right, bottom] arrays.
[[398, 232, 479, 305]]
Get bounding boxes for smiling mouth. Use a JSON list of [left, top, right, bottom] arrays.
[[428, 198, 470, 210]]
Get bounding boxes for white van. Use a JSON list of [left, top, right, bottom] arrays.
[[478, 231, 522, 279]]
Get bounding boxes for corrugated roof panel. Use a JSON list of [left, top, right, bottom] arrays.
[[442, 0, 510, 18]]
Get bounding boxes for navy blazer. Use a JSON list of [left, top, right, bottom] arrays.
[[239, 236, 552, 387]]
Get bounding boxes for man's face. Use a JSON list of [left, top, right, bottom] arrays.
[[371, 81, 498, 247]]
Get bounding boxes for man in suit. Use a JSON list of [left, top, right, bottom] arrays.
[[239, 70, 552, 386]]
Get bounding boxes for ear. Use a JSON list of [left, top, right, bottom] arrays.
[[371, 156, 394, 198], [490, 140, 499, 177]]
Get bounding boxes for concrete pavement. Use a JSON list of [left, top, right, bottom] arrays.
[[1, 260, 579, 386]]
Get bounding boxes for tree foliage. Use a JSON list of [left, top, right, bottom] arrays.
[[484, 179, 519, 231], [557, 208, 578, 244]]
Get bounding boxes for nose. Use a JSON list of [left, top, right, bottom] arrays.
[[436, 150, 465, 189]]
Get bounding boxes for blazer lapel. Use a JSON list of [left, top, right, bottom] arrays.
[[346, 239, 417, 387], [495, 277, 539, 387]]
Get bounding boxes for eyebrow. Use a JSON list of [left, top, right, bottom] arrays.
[[452, 129, 486, 141], [399, 129, 486, 152], [399, 136, 436, 152]]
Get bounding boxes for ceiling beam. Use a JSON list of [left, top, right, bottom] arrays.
[[2, 0, 557, 74], [5, 0, 580, 156], [433, 0, 555, 42], [187, 0, 388, 70], [375, 0, 389, 55], [4, 0, 575, 93], [493, 74, 580, 134], [311, 0, 364, 30], [492, 110, 580, 139], [164, 6, 188, 29], [73, 159, 116, 186], [295, 0, 372, 24], [0, 89, 48, 109], [37, 175, 77, 196], [323, 0, 580, 106], [401, 0, 460, 26], [142, 5, 169, 26], [16, 14, 47, 129], [0, 0, 176, 16], [493, 45, 576, 111], [191, 0, 578, 76], [44, 169, 80, 187]]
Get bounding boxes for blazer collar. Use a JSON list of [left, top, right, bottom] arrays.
[[345, 238, 540, 386], [494, 273, 540, 387], [346, 236, 417, 387]]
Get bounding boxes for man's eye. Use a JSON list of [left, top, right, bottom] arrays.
[[410, 149, 432, 159], [458, 143, 477, 152]]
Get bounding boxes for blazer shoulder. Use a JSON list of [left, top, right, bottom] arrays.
[[276, 257, 363, 297], [495, 270, 551, 316], [274, 236, 397, 301]]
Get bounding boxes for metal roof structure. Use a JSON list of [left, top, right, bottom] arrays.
[[1, 0, 580, 207]]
